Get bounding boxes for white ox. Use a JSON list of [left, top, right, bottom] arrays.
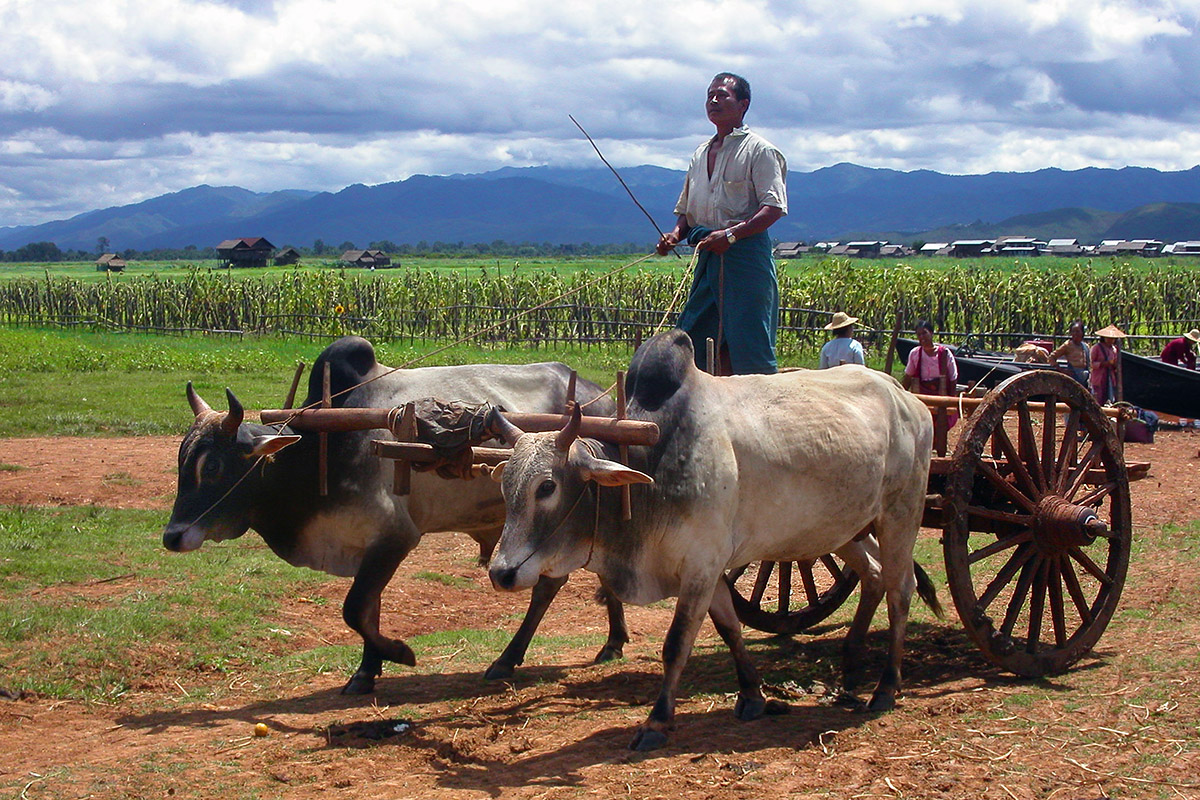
[[488, 330, 936, 750]]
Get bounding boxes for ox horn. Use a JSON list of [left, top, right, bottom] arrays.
[[222, 388, 245, 436], [186, 381, 212, 417], [487, 407, 525, 448], [556, 402, 582, 453]]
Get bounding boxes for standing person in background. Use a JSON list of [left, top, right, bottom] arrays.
[[819, 312, 865, 368], [1050, 320, 1090, 386], [656, 72, 787, 375], [1090, 325, 1125, 404], [902, 320, 960, 426], [1161, 328, 1199, 369]]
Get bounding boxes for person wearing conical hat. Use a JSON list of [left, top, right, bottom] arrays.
[[819, 311, 865, 368], [1090, 325, 1126, 404], [1160, 328, 1199, 370]]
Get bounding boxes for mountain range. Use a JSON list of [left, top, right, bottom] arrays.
[[4, 163, 1200, 252]]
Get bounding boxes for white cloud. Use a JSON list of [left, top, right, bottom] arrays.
[[1, 0, 1200, 225]]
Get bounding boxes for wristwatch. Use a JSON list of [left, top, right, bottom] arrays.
[[725, 229, 738, 244]]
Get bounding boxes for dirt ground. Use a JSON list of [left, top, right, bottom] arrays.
[[0, 432, 1198, 799]]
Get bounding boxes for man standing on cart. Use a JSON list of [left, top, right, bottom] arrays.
[[656, 72, 788, 375]]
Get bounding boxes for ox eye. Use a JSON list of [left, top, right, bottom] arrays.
[[199, 456, 222, 482], [536, 479, 556, 499]]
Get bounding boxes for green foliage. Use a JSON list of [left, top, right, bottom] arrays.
[[1, 258, 1198, 356]]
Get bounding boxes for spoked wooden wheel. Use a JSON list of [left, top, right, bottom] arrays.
[[728, 557, 859, 634], [942, 370, 1131, 676]]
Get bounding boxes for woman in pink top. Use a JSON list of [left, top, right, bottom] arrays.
[[902, 320, 959, 426], [1089, 326, 1125, 404]]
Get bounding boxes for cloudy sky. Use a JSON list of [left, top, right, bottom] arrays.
[[2, 0, 1200, 226]]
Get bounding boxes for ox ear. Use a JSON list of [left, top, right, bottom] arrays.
[[489, 460, 507, 482], [577, 449, 653, 488], [222, 388, 245, 436], [249, 434, 301, 458], [186, 381, 213, 417]]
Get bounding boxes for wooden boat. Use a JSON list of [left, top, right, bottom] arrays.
[[1118, 350, 1200, 418]]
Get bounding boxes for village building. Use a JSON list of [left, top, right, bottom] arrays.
[[1047, 238, 1086, 256], [95, 253, 126, 272], [994, 236, 1047, 257], [948, 240, 995, 257], [273, 246, 301, 266], [340, 249, 393, 268], [1095, 239, 1164, 257], [772, 242, 809, 258], [216, 237, 275, 268]]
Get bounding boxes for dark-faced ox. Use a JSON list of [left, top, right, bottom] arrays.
[[488, 330, 937, 750], [163, 336, 626, 695]]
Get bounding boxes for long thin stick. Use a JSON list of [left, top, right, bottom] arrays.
[[569, 114, 680, 258]]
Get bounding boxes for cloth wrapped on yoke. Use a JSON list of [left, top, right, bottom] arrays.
[[410, 397, 503, 479]]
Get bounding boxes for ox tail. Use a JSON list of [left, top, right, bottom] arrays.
[[914, 560, 945, 619]]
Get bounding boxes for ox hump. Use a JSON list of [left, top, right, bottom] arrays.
[[626, 330, 697, 412], [306, 336, 381, 408]]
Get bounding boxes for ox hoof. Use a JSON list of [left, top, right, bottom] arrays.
[[866, 692, 897, 713], [341, 673, 377, 695], [629, 728, 669, 752], [593, 644, 624, 664], [483, 661, 516, 681], [734, 694, 766, 721], [383, 642, 417, 668]]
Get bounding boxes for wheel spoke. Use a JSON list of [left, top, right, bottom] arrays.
[[977, 457, 1039, 513], [978, 542, 1036, 613], [999, 555, 1039, 638], [1041, 395, 1057, 488], [991, 424, 1043, 500], [966, 506, 1033, 527], [1064, 440, 1103, 500], [1068, 546, 1113, 587], [1075, 481, 1116, 508], [819, 554, 845, 581], [799, 560, 819, 604], [1060, 556, 1094, 625], [1054, 408, 1082, 492], [777, 561, 793, 614], [1026, 557, 1050, 653], [1048, 557, 1068, 647], [750, 561, 774, 605], [969, 529, 1033, 565], [1016, 401, 1045, 493]]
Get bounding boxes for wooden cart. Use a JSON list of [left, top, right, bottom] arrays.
[[727, 369, 1146, 678], [264, 368, 1144, 679]]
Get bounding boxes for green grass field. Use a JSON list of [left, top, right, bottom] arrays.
[[0, 326, 672, 436]]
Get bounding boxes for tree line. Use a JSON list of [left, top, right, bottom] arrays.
[[0, 238, 647, 264]]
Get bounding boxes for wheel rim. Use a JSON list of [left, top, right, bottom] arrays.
[[943, 370, 1131, 676], [728, 557, 859, 634]]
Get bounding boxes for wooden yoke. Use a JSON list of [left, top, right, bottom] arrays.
[[319, 363, 331, 496], [283, 362, 305, 409], [616, 370, 632, 520], [391, 403, 416, 496], [261, 406, 659, 445]]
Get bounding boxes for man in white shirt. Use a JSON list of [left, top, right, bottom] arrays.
[[656, 72, 788, 374]]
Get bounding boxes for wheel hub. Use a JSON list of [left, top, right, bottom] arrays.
[[1033, 494, 1108, 553]]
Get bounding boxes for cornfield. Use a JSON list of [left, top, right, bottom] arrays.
[[2, 261, 1198, 355]]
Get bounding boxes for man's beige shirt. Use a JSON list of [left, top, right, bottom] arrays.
[[673, 126, 788, 230]]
